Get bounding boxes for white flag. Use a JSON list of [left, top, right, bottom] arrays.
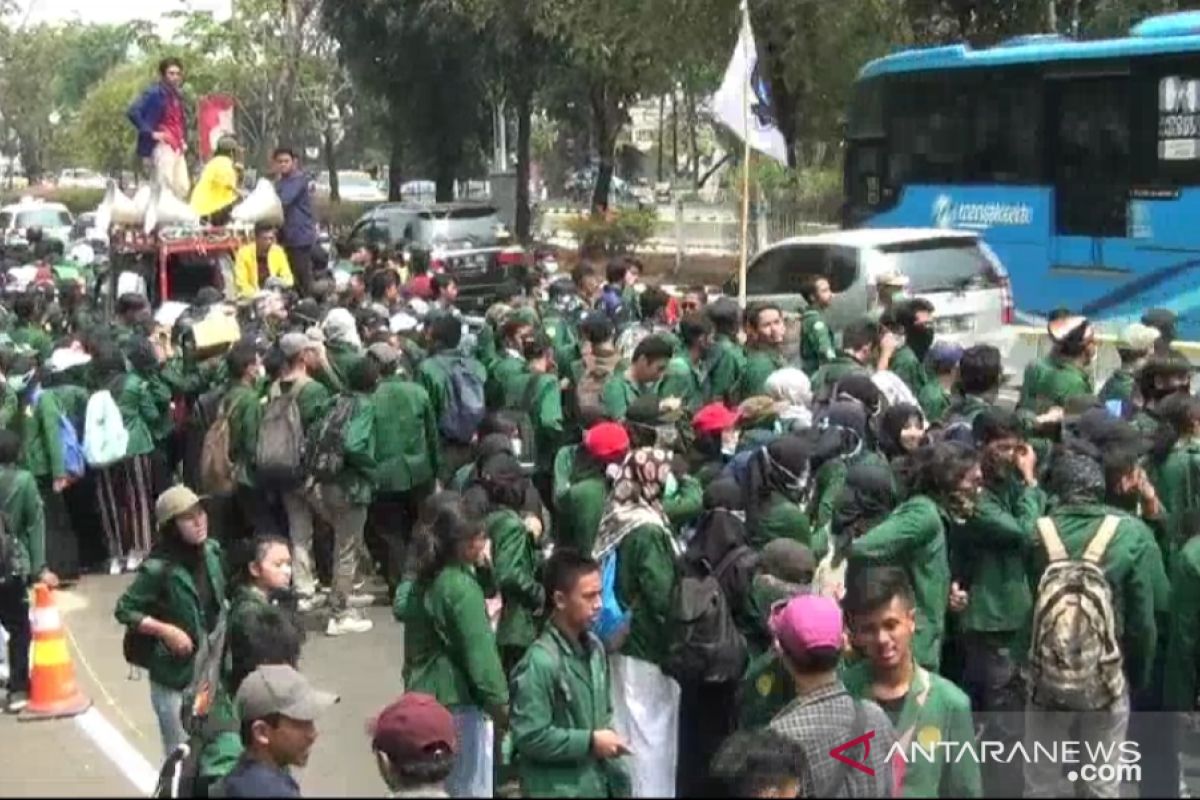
[[711, 1, 790, 165]]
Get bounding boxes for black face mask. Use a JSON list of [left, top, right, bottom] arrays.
[[908, 324, 935, 360]]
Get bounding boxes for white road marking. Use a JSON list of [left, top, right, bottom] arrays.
[[75, 707, 158, 795]]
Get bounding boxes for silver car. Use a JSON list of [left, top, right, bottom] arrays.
[[734, 228, 1013, 345]]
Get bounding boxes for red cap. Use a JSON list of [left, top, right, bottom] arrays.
[[371, 693, 456, 764], [584, 422, 631, 464], [692, 402, 740, 435]]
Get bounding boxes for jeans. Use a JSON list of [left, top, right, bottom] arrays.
[[446, 706, 493, 798], [149, 681, 187, 758], [963, 632, 1025, 797], [313, 482, 368, 616], [0, 580, 30, 693], [1023, 694, 1129, 799]]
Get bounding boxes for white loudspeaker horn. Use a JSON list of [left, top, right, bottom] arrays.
[[144, 183, 200, 233], [231, 178, 284, 226], [96, 180, 147, 230]]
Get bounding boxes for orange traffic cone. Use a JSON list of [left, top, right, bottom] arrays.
[[19, 583, 92, 721]]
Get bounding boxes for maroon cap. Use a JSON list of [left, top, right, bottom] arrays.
[[371, 693, 456, 763]]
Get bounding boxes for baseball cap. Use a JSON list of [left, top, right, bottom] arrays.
[[692, 402, 740, 436], [371, 693, 456, 764], [155, 485, 203, 528], [1117, 323, 1160, 353], [584, 421, 631, 464], [925, 341, 964, 370], [367, 342, 400, 367], [236, 664, 339, 723], [769, 594, 844, 662], [279, 331, 311, 359]]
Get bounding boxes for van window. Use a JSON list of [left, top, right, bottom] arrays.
[[15, 209, 71, 228], [746, 244, 858, 295], [877, 238, 1001, 292]]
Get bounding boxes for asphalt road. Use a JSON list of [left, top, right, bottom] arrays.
[[1, 575, 403, 797]]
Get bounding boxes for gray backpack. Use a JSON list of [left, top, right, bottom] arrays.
[[255, 379, 308, 489], [1028, 515, 1126, 711]]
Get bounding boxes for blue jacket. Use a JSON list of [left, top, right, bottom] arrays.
[[127, 82, 187, 158], [275, 172, 316, 247]]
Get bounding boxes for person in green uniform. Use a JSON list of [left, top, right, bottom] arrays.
[[917, 341, 961, 424], [659, 313, 712, 414], [219, 342, 266, 541], [419, 314, 489, 482], [510, 549, 632, 798], [367, 342, 440, 596], [686, 402, 741, 486], [889, 298, 936, 398], [850, 441, 981, 672], [765, 367, 813, 433], [1147, 394, 1200, 567], [742, 435, 814, 550], [1026, 315, 1096, 413], [320, 307, 364, 390], [396, 494, 509, 798], [1131, 354, 1193, 439], [115, 486, 225, 758], [738, 302, 787, 402], [556, 422, 629, 556], [9, 292, 52, 363], [811, 319, 886, 398], [539, 278, 585, 378], [615, 286, 679, 362], [798, 276, 837, 376], [1016, 307, 1073, 411], [486, 313, 537, 410], [0, 428, 52, 714], [564, 312, 621, 437], [599, 335, 672, 421], [499, 338, 565, 503], [592, 447, 681, 797], [809, 401, 890, 551], [1100, 322, 1159, 407], [842, 566, 982, 798], [702, 298, 745, 405]]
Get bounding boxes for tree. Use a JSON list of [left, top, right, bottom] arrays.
[[69, 62, 150, 175], [0, 24, 72, 179]]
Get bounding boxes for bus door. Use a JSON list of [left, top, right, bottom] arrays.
[[1046, 72, 1132, 276]]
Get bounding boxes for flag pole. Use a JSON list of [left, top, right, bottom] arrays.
[[737, 4, 752, 310]]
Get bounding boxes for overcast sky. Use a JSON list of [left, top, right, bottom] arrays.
[[12, 0, 230, 28]]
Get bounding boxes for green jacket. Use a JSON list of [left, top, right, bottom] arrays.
[[1165, 535, 1200, 710], [799, 308, 836, 377], [21, 384, 87, 479], [810, 449, 891, 552], [222, 383, 262, 488], [890, 345, 929, 397], [333, 392, 377, 505], [1149, 440, 1200, 567], [811, 355, 869, 397], [664, 475, 704, 533], [599, 372, 658, 422], [139, 369, 175, 444], [395, 564, 509, 712], [0, 383, 17, 433], [10, 324, 52, 362], [488, 509, 546, 654], [475, 321, 500, 371], [113, 540, 226, 690], [504, 372, 564, 476], [659, 354, 704, 413], [1018, 356, 1055, 411], [552, 445, 579, 511], [1025, 504, 1169, 690], [510, 624, 630, 798], [540, 312, 581, 377], [740, 648, 794, 730], [326, 340, 363, 391], [849, 495, 951, 672], [1028, 358, 1094, 412], [1099, 369, 1136, 404], [487, 353, 528, 410], [949, 477, 1045, 640], [751, 494, 812, 551], [739, 346, 786, 401], [0, 465, 45, 578], [557, 476, 606, 555], [702, 335, 745, 404], [616, 524, 679, 667], [276, 377, 331, 435], [111, 373, 161, 458], [372, 375, 440, 492], [418, 352, 488, 436], [916, 380, 952, 424], [843, 660, 982, 798]]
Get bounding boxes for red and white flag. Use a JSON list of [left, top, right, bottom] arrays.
[[198, 94, 237, 161]]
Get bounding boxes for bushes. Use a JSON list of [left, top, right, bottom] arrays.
[[0, 186, 106, 214], [564, 207, 658, 257]]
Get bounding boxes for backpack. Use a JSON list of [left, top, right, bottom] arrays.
[[32, 386, 85, 478], [1028, 515, 1127, 712], [182, 388, 224, 489], [592, 549, 631, 653], [199, 399, 236, 496], [439, 357, 486, 445], [83, 388, 129, 467], [306, 395, 356, 483], [574, 364, 614, 421], [506, 375, 544, 471], [663, 545, 753, 684], [255, 380, 308, 489]]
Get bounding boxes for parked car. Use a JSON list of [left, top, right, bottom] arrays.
[[0, 198, 74, 246], [315, 170, 387, 203], [728, 227, 1013, 345], [344, 201, 527, 313], [57, 168, 108, 190]]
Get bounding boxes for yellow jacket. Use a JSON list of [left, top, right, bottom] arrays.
[[233, 242, 293, 298], [191, 155, 240, 216]]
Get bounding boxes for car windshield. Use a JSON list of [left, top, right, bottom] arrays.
[[339, 173, 375, 188], [414, 207, 499, 247], [15, 209, 71, 228], [876, 238, 1000, 293]]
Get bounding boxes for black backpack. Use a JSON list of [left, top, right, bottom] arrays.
[[306, 395, 356, 483], [663, 545, 753, 684], [504, 375, 545, 471]]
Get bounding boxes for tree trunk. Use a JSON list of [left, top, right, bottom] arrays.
[[671, 88, 678, 180], [687, 86, 699, 190], [515, 87, 533, 243], [324, 124, 340, 202], [656, 95, 665, 183], [388, 131, 403, 202], [1047, 0, 1057, 32], [590, 86, 616, 215], [435, 155, 455, 203]]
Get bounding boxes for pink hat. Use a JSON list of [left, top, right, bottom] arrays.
[[769, 594, 844, 661]]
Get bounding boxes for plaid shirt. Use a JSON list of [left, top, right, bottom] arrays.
[[769, 680, 897, 798]]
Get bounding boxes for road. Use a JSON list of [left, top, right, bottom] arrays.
[[1, 575, 402, 797]]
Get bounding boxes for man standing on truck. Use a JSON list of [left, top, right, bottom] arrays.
[[127, 57, 190, 200], [273, 147, 317, 298]]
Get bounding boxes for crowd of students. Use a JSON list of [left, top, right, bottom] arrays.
[[4, 236, 1200, 797]]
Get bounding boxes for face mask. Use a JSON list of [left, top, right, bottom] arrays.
[[663, 472, 679, 499], [8, 370, 33, 394], [909, 324, 935, 359], [720, 430, 740, 458]]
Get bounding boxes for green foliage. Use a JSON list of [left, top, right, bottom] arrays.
[[564, 208, 657, 256], [0, 187, 106, 213]]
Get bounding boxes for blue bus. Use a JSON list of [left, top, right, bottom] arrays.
[[844, 10, 1200, 338]]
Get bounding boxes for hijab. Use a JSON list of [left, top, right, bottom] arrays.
[[323, 307, 362, 349], [878, 403, 924, 460], [765, 367, 813, 430], [593, 447, 675, 559], [744, 435, 813, 537]]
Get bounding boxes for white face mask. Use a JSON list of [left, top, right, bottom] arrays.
[[720, 430, 740, 458]]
